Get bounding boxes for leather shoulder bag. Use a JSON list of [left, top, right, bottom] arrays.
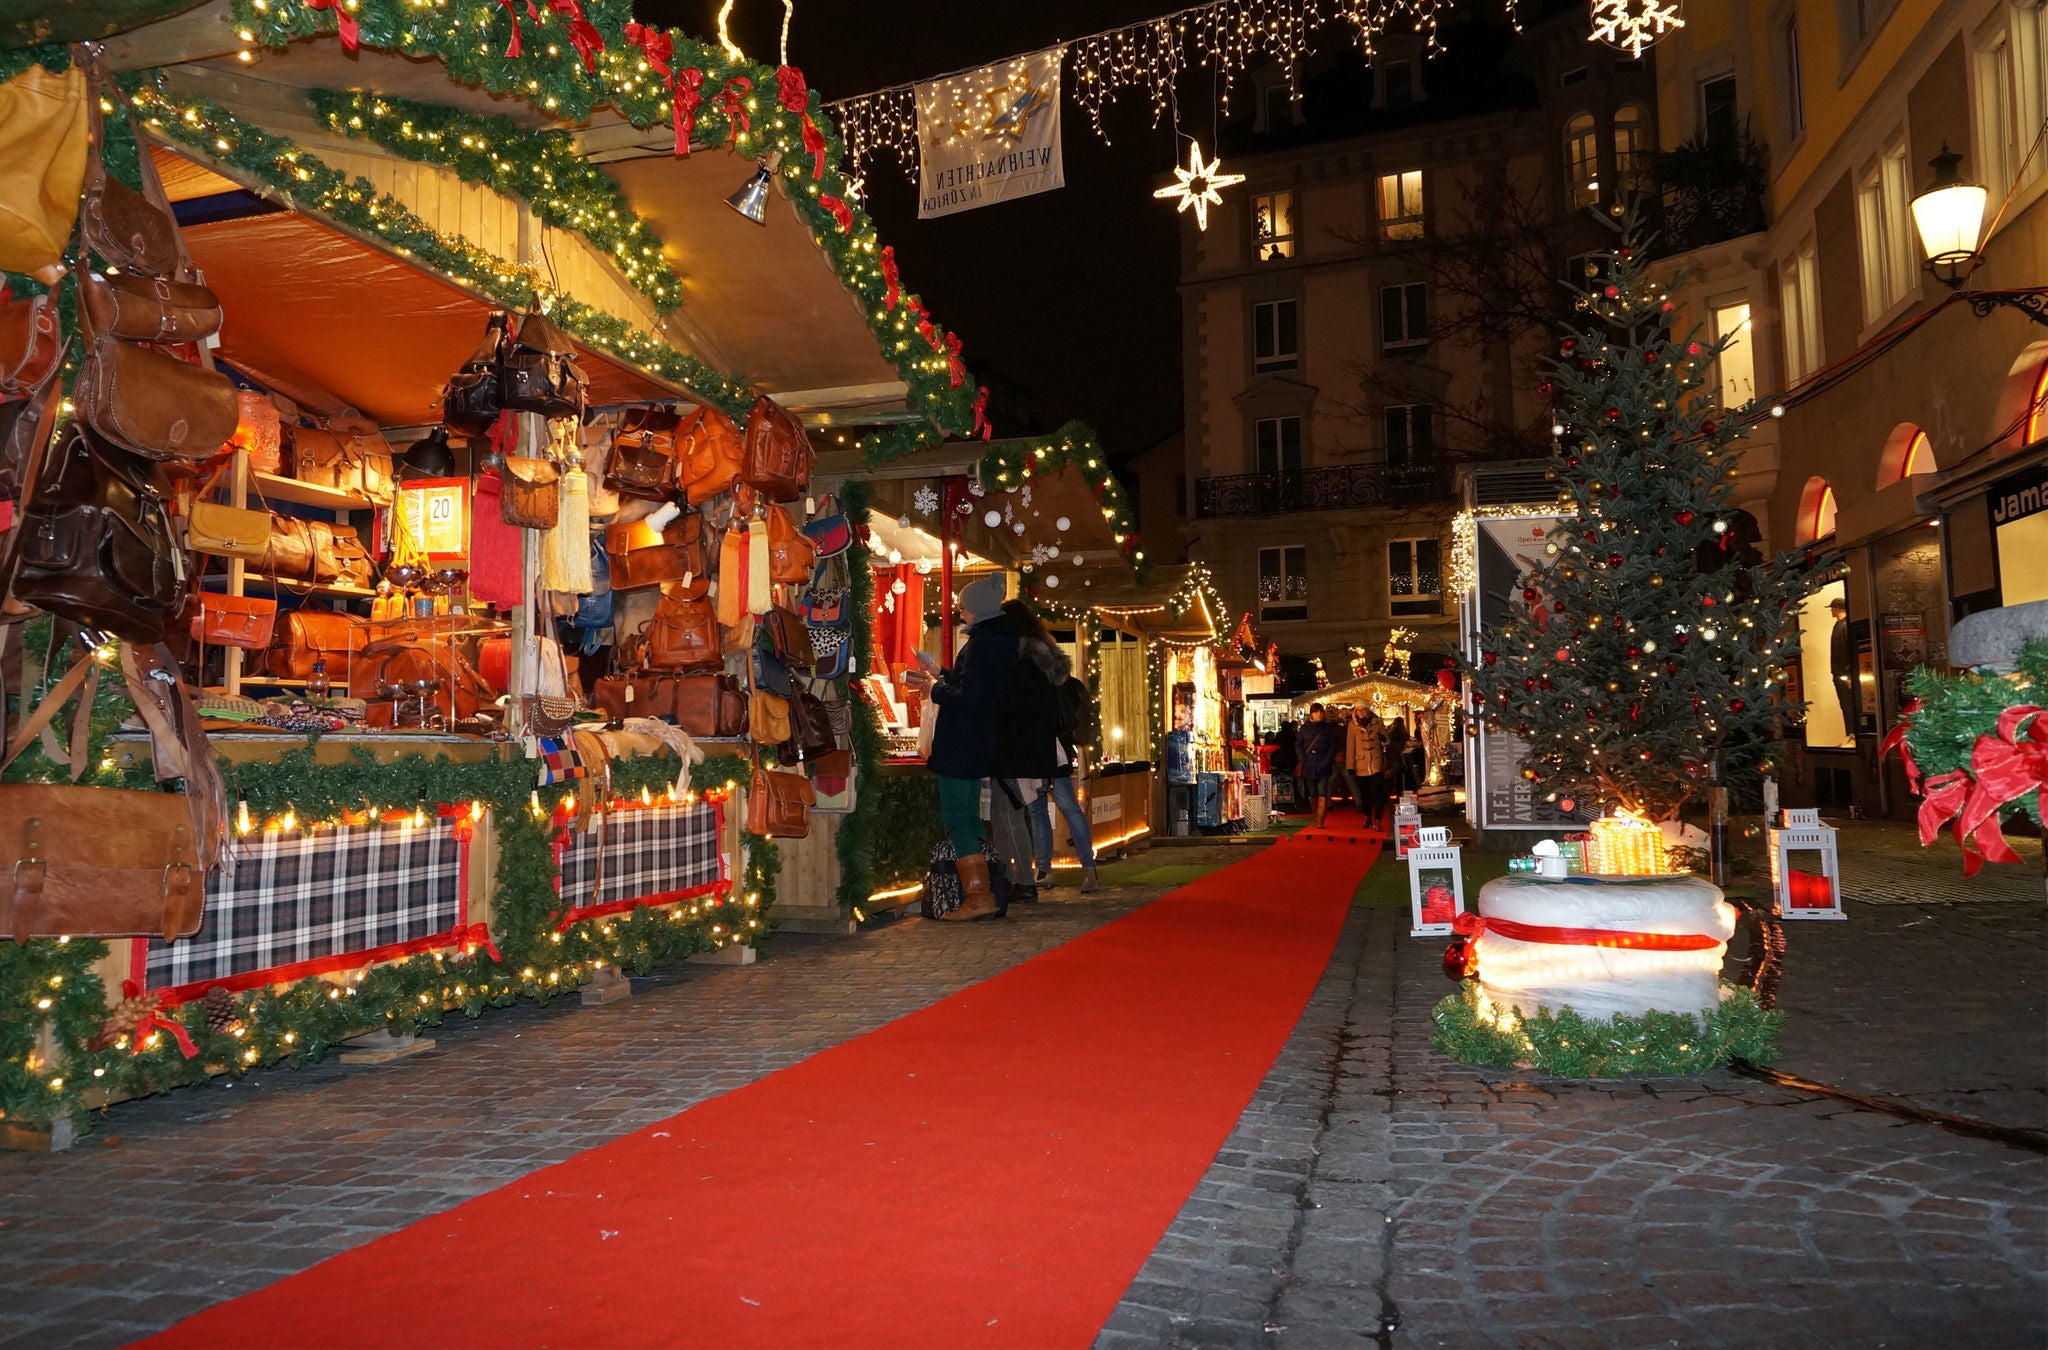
[[607, 513, 708, 593], [0, 289, 62, 400], [765, 502, 819, 586], [0, 62, 89, 278], [443, 311, 509, 435], [678, 405, 746, 506], [272, 608, 362, 681], [746, 749, 815, 839], [79, 269, 221, 345], [14, 422, 186, 644], [740, 394, 812, 501], [764, 604, 816, 673], [500, 303, 588, 418], [501, 455, 561, 529]]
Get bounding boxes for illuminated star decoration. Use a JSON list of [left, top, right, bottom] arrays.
[[1153, 141, 1246, 231], [1588, 0, 1685, 58]]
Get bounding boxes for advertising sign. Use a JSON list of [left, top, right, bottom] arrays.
[[917, 48, 1065, 219], [397, 478, 469, 560], [1466, 515, 1588, 830]]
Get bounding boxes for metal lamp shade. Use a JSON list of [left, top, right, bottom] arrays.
[[402, 427, 456, 478], [726, 160, 774, 225]]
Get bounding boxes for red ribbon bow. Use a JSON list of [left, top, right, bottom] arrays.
[[945, 332, 966, 388], [1902, 702, 2048, 875], [880, 245, 901, 309], [497, 0, 540, 59], [547, 0, 605, 73], [134, 1010, 199, 1059], [817, 194, 853, 232], [916, 317, 939, 350], [461, 923, 504, 963], [673, 68, 706, 156], [774, 67, 828, 179], [971, 386, 993, 441], [719, 76, 753, 137], [306, 0, 359, 51]]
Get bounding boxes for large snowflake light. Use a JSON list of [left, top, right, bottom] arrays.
[[1588, 0, 1684, 57], [1153, 142, 1246, 231]]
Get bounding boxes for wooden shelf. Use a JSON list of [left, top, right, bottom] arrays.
[[227, 576, 378, 598], [236, 677, 311, 688], [251, 472, 372, 512]]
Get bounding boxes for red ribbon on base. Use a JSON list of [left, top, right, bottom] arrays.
[[1451, 911, 1720, 952]]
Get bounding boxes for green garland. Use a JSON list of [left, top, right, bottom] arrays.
[[0, 743, 779, 1134], [1899, 638, 2048, 831], [1432, 982, 1781, 1078], [308, 89, 682, 314], [833, 479, 887, 910], [977, 421, 1146, 578]]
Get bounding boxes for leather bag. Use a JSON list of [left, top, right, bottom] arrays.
[[642, 593, 722, 672], [0, 63, 89, 277], [607, 513, 707, 592], [261, 515, 339, 583], [673, 672, 748, 738], [328, 524, 374, 590], [443, 312, 509, 435], [500, 455, 561, 529], [0, 290, 62, 400], [604, 438, 673, 500], [79, 269, 222, 344], [740, 394, 812, 501], [290, 424, 388, 496], [186, 498, 269, 561], [764, 604, 816, 672], [765, 503, 819, 585], [500, 304, 587, 418], [678, 405, 747, 505], [190, 592, 277, 650], [80, 112, 178, 279], [74, 335, 238, 461], [750, 688, 792, 745], [14, 423, 185, 643], [348, 636, 495, 722], [271, 609, 361, 681], [777, 685, 839, 766], [746, 754, 815, 839], [614, 405, 682, 456]]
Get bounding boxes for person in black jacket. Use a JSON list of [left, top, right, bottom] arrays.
[[911, 574, 1017, 921], [987, 600, 1060, 903]]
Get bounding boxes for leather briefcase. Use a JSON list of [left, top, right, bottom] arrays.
[[0, 290, 61, 400], [607, 514, 708, 592], [79, 269, 222, 344], [642, 593, 722, 672], [14, 422, 186, 644], [272, 609, 362, 681], [740, 394, 812, 501], [501, 455, 560, 529], [747, 757, 815, 839]]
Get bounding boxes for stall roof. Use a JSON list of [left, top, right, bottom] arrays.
[[1288, 674, 1445, 713], [1078, 564, 1225, 639]]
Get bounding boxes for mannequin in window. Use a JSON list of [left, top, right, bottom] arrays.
[[1829, 598, 1856, 744]]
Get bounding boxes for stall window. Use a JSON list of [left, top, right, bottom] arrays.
[[1384, 404, 1435, 470], [1713, 302, 1755, 407], [1566, 112, 1600, 207], [1259, 545, 1309, 621], [1253, 299, 1299, 372], [1253, 191, 1296, 261], [1388, 538, 1443, 616], [1380, 282, 1428, 350], [1614, 103, 1651, 189], [1377, 170, 1425, 240], [1256, 416, 1302, 475], [1855, 134, 1913, 322]]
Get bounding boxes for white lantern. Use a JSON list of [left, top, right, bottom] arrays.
[[1770, 808, 1845, 920], [1911, 145, 1988, 286], [1407, 826, 1465, 937], [1392, 794, 1423, 859]]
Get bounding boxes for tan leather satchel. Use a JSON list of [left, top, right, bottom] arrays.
[[641, 593, 722, 672], [500, 455, 560, 529], [290, 423, 392, 497], [740, 394, 812, 502], [607, 513, 708, 593], [261, 515, 339, 582], [74, 335, 239, 460], [765, 503, 819, 585], [272, 608, 363, 681], [750, 688, 792, 745], [746, 752, 815, 839], [79, 270, 222, 344], [679, 405, 747, 505]]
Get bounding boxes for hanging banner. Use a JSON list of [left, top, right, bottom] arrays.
[[916, 47, 1065, 219]]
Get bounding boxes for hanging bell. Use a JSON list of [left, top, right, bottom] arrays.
[[725, 158, 774, 225]]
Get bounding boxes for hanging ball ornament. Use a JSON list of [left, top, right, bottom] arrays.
[[890, 579, 907, 596], [1045, 573, 1060, 588], [1442, 937, 1478, 982], [983, 509, 1002, 528], [1013, 521, 1027, 535], [898, 515, 912, 529], [1055, 516, 1071, 532]]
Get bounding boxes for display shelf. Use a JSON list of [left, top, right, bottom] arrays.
[[228, 577, 379, 598], [251, 471, 373, 512]]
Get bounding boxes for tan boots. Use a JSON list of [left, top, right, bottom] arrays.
[[942, 852, 1000, 921]]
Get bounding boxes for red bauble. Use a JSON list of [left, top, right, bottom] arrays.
[[1565, 456, 1581, 468], [1644, 349, 1659, 363], [1539, 677, 1553, 689], [1555, 648, 1570, 661], [1524, 677, 1537, 691], [1675, 510, 1695, 525], [1523, 587, 1539, 602], [1483, 651, 1497, 665], [1701, 420, 1717, 435], [1537, 381, 1553, 396], [1703, 594, 1717, 606], [1605, 409, 1621, 420], [1730, 699, 1747, 712], [1687, 342, 1702, 355], [1607, 553, 1623, 567], [1442, 937, 1478, 981], [1666, 661, 1679, 675], [1675, 634, 1690, 647], [1552, 600, 1566, 612], [1625, 645, 1641, 658], [1604, 285, 1620, 297], [1561, 338, 1577, 352]]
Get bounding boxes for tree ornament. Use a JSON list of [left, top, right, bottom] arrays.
[[1442, 936, 1478, 981], [1701, 421, 1717, 435], [1729, 699, 1747, 712], [1675, 510, 1694, 525], [1607, 553, 1623, 567]]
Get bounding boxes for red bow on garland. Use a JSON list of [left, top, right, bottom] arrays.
[[497, 0, 541, 59], [945, 332, 966, 388], [1885, 699, 2048, 874], [134, 1011, 199, 1059], [719, 76, 753, 138], [546, 0, 605, 73], [971, 386, 993, 441], [305, 0, 359, 51], [775, 67, 829, 179], [460, 922, 504, 963], [817, 194, 853, 232], [880, 245, 900, 309], [624, 24, 703, 156]]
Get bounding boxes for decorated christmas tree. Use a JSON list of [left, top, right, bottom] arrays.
[[1465, 206, 1823, 822]]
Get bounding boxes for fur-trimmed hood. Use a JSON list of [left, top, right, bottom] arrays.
[[1021, 635, 1071, 685]]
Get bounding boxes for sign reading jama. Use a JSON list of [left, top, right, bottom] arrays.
[[917, 48, 1065, 219]]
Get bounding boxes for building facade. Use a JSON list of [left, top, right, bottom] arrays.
[[1172, 10, 1656, 686], [1652, 0, 2048, 817]]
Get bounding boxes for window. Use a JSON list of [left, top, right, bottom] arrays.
[[1388, 538, 1443, 616], [1377, 170, 1424, 240], [1614, 103, 1651, 189], [2030, 359, 2048, 442], [1779, 14, 1805, 139], [1253, 299, 1298, 372], [1779, 236, 1821, 379], [1975, 7, 2048, 197], [1559, 65, 1590, 88], [1380, 282, 1428, 350], [1383, 404, 1434, 470], [1262, 83, 1296, 135], [1255, 416, 1302, 476], [1712, 302, 1755, 407], [1253, 192, 1296, 261], [1259, 546, 1309, 621], [1810, 484, 1839, 540], [1566, 112, 1600, 207], [1901, 429, 1934, 477], [1700, 74, 1738, 145], [1855, 136, 1913, 321], [1380, 61, 1416, 110]]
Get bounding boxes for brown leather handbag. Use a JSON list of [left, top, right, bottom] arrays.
[[262, 515, 340, 583], [614, 405, 682, 455], [328, 523, 375, 589], [642, 593, 722, 672], [272, 609, 362, 681], [777, 685, 840, 766], [13, 422, 187, 644], [740, 394, 812, 501], [679, 405, 747, 505], [500, 455, 561, 529], [79, 98, 178, 279], [746, 753, 815, 839], [500, 303, 587, 418], [190, 592, 278, 650], [764, 604, 816, 672], [750, 688, 792, 745], [673, 673, 748, 737], [348, 637, 495, 723], [74, 335, 238, 461], [765, 503, 819, 585], [291, 422, 392, 496], [604, 437, 673, 500], [79, 270, 222, 344], [0, 289, 61, 400], [607, 513, 708, 592]]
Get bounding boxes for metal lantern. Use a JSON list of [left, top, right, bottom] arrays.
[[1771, 808, 1845, 920], [1392, 794, 1422, 859], [1407, 826, 1465, 937]]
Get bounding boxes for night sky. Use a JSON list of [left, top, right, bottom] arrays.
[[638, 1, 1202, 461]]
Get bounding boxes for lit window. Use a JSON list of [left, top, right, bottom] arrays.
[[1855, 135, 1914, 321], [1253, 299, 1298, 373], [1902, 430, 1934, 477], [1780, 236, 1821, 379], [1259, 545, 1309, 622], [1380, 282, 1428, 350], [1253, 191, 1296, 261], [1377, 170, 1424, 240], [1614, 103, 1651, 188], [2030, 360, 2048, 443], [1974, 5, 2047, 193], [1388, 538, 1443, 616], [1566, 112, 1599, 207], [1712, 302, 1755, 407], [1811, 484, 1838, 540]]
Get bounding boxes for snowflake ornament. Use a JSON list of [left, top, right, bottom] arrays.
[[913, 483, 940, 517], [967, 478, 986, 498], [1588, 0, 1684, 57], [1153, 141, 1246, 231], [1021, 484, 1033, 509]]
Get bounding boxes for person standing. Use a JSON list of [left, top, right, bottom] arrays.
[[913, 574, 1017, 922], [1022, 614, 1101, 893], [1829, 597, 1857, 743], [1296, 704, 1340, 828], [1384, 713, 1411, 796], [990, 599, 1061, 904], [1346, 706, 1387, 828]]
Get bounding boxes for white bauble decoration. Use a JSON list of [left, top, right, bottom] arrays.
[[887, 548, 903, 565], [891, 579, 907, 596], [1012, 522, 1026, 535], [915, 558, 933, 575], [1045, 574, 1061, 588], [983, 509, 1002, 528], [1055, 516, 1071, 531], [1047, 545, 1059, 558]]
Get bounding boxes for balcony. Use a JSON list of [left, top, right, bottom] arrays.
[[1194, 463, 1446, 518]]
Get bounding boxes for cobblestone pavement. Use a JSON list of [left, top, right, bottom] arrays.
[[1098, 860, 2048, 1350]]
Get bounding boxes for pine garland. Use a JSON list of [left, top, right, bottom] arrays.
[[1432, 981, 1781, 1077], [978, 421, 1146, 578], [1899, 639, 2048, 827], [834, 479, 886, 910]]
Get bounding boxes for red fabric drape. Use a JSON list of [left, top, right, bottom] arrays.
[[871, 564, 924, 670], [469, 470, 522, 610]]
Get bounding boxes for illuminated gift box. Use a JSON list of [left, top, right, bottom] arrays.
[[1407, 826, 1464, 937], [1587, 810, 1666, 876], [1770, 808, 1845, 921]]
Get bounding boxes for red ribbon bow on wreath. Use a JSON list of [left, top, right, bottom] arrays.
[[1890, 701, 2048, 875], [880, 245, 901, 310], [817, 194, 853, 232], [971, 386, 993, 441], [305, 0, 359, 51], [460, 923, 504, 963], [625, 24, 704, 156], [719, 76, 753, 138], [546, 0, 606, 73], [496, 0, 542, 59], [775, 67, 829, 179], [945, 332, 966, 389]]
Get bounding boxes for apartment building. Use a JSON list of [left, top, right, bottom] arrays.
[[1652, 0, 2048, 816], [1171, 7, 1656, 683]]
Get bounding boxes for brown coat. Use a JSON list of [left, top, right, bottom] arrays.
[[1347, 714, 1384, 774]]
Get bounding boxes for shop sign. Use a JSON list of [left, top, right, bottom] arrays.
[[1468, 515, 1586, 829], [917, 48, 1064, 219], [1990, 463, 2048, 526], [398, 477, 469, 560]]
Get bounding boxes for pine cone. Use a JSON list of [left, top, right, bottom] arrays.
[[202, 986, 239, 1035], [89, 991, 160, 1052]]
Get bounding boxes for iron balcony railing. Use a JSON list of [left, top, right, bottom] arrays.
[[1194, 463, 1447, 518]]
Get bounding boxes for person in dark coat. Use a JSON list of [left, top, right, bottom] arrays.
[[916, 574, 1017, 921], [1273, 720, 1300, 813], [1295, 703, 1341, 828], [1384, 714, 1411, 794], [988, 600, 1060, 903]]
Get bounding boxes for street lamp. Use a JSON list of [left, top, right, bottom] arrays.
[[1911, 143, 2048, 324]]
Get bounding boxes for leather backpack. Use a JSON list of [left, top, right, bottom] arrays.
[[500, 303, 587, 419], [443, 311, 509, 435], [13, 422, 185, 644], [740, 394, 812, 501], [679, 405, 746, 505], [640, 592, 722, 672]]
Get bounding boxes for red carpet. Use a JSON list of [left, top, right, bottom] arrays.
[[146, 822, 1382, 1350]]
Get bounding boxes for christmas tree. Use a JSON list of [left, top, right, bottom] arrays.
[[1465, 205, 1823, 822]]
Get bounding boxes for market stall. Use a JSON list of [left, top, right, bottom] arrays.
[[0, 4, 1147, 1142], [1288, 672, 1461, 798]]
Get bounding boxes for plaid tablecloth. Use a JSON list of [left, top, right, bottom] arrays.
[[145, 821, 465, 992], [557, 802, 723, 913]]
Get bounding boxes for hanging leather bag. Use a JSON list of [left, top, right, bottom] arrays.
[[500, 455, 561, 529], [765, 502, 819, 585], [764, 604, 816, 672], [750, 687, 792, 745], [678, 405, 747, 505], [614, 405, 682, 456], [184, 459, 269, 561], [674, 672, 748, 737], [79, 269, 221, 344], [0, 289, 62, 401], [499, 303, 587, 418], [740, 394, 812, 501], [79, 63, 178, 279], [641, 592, 722, 672], [746, 750, 815, 839], [776, 685, 838, 766], [606, 513, 707, 593], [0, 63, 89, 278], [270, 608, 361, 681], [443, 311, 509, 435], [13, 422, 186, 643]]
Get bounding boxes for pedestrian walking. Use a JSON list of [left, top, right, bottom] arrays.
[[990, 599, 1063, 904], [1296, 704, 1341, 828], [1384, 714, 1411, 795], [1027, 625, 1101, 893], [911, 574, 1018, 922], [1345, 706, 1386, 828]]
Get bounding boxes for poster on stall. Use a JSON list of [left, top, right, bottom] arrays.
[[397, 477, 469, 561], [917, 48, 1064, 219], [1468, 515, 1588, 830]]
